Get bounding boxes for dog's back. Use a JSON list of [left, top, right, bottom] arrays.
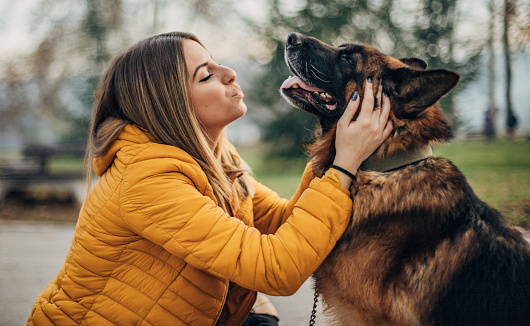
[[428, 193, 530, 325]]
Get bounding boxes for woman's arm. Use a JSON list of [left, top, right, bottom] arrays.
[[120, 158, 351, 296], [252, 162, 316, 234]]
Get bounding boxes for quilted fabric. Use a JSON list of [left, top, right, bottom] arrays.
[[27, 125, 352, 325]]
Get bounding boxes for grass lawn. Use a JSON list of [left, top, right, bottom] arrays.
[[240, 139, 530, 227]]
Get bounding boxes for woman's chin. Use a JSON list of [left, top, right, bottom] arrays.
[[236, 102, 248, 118]]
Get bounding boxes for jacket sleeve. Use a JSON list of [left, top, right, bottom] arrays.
[[120, 157, 352, 296], [252, 162, 315, 234]]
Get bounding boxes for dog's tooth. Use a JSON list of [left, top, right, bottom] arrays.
[[292, 84, 299, 89]]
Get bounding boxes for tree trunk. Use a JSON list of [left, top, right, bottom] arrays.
[[503, 0, 518, 137], [485, 0, 498, 139]]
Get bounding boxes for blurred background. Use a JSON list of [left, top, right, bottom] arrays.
[[2, 0, 529, 222], [0, 0, 529, 324]]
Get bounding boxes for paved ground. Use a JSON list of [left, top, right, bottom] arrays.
[[1, 220, 529, 326], [0, 220, 75, 326]]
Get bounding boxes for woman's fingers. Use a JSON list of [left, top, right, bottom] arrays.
[[379, 90, 391, 126], [376, 79, 383, 111], [358, 78, 375, 120], [338, 91, 360, 127], [383, 119, 394, 138], [370, 81, 383, 124], [337, 76, 392, 137], [381, 92, 393, 138], [333, 76, 393, 182]]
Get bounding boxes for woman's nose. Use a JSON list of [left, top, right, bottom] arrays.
[[222, 66, 237, 84]]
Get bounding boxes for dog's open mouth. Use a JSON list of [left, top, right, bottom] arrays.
[[281, 75, 337, 112]]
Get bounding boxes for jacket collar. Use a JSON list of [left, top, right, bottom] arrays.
[[93, 124, 154, 176]]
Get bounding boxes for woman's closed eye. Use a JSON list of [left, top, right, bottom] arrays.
[[199, 73, 213, 82]]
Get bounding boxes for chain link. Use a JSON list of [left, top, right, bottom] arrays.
[[308, 288, 319, 326]]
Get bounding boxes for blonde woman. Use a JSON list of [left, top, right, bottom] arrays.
[[27, 32, 392, 326]]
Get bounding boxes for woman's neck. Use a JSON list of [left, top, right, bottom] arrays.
[[204, 128, 223, 150]]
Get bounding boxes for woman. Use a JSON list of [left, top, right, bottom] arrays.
[[27, 32, 392, 326]]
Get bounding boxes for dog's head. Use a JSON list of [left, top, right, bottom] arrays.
[[281, 32, 460, 161]]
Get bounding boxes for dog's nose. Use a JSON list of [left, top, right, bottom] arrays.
[[287, 32, 304, 47]]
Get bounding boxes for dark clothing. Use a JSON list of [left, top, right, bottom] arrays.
[[242, 313, 279, 326]]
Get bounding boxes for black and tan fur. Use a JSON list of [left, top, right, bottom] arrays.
[[281, 32, 530, 326]]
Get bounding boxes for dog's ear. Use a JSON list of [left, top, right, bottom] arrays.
[[387, 67, 460, 112], [399, 58, 427, 70]]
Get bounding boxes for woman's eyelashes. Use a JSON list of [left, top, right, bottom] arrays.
[[199, 73, 213, 82], [198, 63, 224, 82]]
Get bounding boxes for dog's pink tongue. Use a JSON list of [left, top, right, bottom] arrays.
[[281, 76, 324, 92]]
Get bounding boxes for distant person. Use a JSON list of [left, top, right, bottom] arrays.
[[484, 109, 495, 139], [27, 32, 392, 326]]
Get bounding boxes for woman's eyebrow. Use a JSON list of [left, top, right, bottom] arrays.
[[193, 62, 208, 80]]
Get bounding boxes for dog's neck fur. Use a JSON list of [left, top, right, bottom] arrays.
[[308, 107, 450, 177], [360, 146, 432, 172]]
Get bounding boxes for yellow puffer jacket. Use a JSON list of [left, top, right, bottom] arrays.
[[27, 125, 352, 326]]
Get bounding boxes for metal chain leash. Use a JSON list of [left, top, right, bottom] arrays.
[[308, 287, 319, 326]]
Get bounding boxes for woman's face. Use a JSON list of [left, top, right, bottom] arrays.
[[183, 40, 247, 140]]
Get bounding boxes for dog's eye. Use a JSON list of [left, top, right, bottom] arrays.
[[341, 55, 355, 66]]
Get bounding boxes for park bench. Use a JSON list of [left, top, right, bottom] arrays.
[[0, 144, 86, 204]]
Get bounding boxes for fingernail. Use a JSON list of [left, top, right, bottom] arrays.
[[367, 77, 372, 83], [379, 77, 383, 85], [351, 91, 358, 101]]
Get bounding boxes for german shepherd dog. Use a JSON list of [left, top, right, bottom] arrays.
[[281, 32, 530, 326]]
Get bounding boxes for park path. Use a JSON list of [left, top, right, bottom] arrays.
[[1, 220, 529, 326]]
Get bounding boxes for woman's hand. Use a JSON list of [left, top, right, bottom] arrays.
[[333, 77, 393, 188]]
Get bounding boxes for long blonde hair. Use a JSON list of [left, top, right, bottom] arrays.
[[85, 32, 253, 215]]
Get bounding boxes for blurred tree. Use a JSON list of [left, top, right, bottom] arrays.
[[0, 0, 234, 146], [0, 63, 34, 142], [67, 0, 124, 142], [247, 0, 483, 158], [482, 0, 528, 139], [503, 0, 518, 137], [484, 0, 498, 139], [412, 0, 483, 127], [0, 0, 127, 144]]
